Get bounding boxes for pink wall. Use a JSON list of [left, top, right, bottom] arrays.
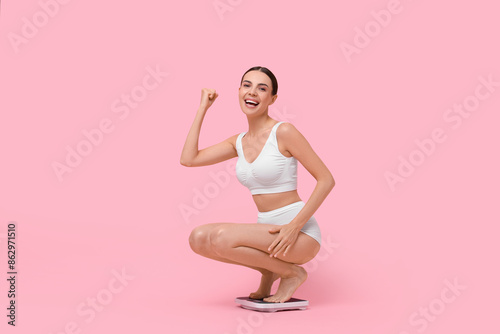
[[1, 0, 499, 333]]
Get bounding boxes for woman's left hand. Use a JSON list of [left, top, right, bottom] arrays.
[[267, 223, 301, 258]]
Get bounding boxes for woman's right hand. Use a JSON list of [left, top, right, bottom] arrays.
[[199, 88, 218, 111]]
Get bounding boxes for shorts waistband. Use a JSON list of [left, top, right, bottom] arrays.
[[257, 201, 304, 218]]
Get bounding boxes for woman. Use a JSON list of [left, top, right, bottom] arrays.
[[180, 66, 335, 303]]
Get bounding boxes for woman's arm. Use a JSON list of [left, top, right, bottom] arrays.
[[180, 88, 238, 167], [279, 122, 335, 229]]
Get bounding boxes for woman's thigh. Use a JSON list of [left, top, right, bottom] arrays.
[[210, 222, 320, 265]]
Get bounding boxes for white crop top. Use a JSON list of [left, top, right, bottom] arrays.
[[235, 121, 298, 195]]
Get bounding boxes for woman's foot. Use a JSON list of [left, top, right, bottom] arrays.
[[249, 271, 280, 299], [263, 266, 308, 303]]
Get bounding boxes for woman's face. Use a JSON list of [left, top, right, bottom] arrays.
[[238, 70, 277, 114]]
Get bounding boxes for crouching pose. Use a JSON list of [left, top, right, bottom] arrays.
[[180, 66, 335, 303]]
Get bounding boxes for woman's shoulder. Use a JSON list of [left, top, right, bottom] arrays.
[[276, 121, 300, 137]]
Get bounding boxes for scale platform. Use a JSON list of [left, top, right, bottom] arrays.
[[235, 297, 309, 312]]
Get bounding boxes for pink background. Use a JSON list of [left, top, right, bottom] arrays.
[[1, 0, 499, 333]]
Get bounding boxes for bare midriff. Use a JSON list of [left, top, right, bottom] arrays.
[[252, 189, 302, 213]]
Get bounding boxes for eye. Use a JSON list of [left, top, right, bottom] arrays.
[[260, 88, 266, 91], [243, 84, 250, 87]]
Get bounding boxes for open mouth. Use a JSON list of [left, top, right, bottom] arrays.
[[245, 100, 260, 108]]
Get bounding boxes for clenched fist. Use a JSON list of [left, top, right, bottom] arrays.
[[199, 88, 218, 110]]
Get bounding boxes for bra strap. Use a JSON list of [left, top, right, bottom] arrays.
[[236, 132, 245, 151], [272, 121, 285, 137]]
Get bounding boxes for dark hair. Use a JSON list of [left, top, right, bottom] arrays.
[[240, 66, 278, 96]]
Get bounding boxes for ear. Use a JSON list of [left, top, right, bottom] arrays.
[[269, 94, 278, 105]]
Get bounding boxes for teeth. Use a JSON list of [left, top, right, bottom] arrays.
[[245, 100, 258, 105]]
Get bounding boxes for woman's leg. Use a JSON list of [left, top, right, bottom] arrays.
[[189, 223, 279, 299], [189, 223, 267, 270], [209, 222, 320, 302], [209, 223, 319, 265]]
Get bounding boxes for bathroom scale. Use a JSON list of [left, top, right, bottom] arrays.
[[235, 296, 309, 312]]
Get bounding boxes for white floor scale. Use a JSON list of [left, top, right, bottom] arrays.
[[234, 296, 309, 312]]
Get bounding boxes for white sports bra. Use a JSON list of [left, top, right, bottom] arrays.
[[235, 121, 298, 195]]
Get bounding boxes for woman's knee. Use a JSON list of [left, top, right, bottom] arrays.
[[189, 225, 212, 253]]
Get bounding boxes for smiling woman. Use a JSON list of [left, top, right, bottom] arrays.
[[180, 66, 335, 303]]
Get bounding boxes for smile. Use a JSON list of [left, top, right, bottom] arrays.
[[244, 99, 260, 108]]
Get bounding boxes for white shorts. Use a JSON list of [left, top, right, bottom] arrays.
[[256, 201, 322, 246]]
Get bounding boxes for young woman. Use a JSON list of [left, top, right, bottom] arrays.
[[180, 66, 335, 303]]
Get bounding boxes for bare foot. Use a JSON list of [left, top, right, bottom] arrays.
[[263, 266, 308, 303], [249, 271, 280, 299]]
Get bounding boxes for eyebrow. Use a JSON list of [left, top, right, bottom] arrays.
[[242, 80, 269, 88]]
